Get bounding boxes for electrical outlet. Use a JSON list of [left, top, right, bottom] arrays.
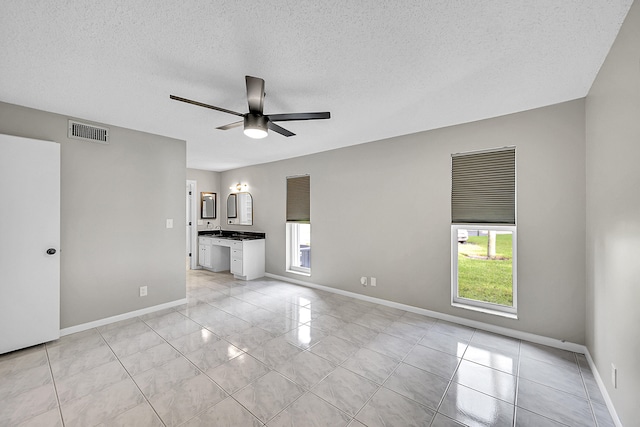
[[360, 276, 367, 286], [139, 286, 148, 297], [611, 364, 617, 388], [370, 277, 377, 287]]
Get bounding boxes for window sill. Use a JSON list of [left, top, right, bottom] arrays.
[[451, 302, 518, 319], [286, 269, 311, 277]]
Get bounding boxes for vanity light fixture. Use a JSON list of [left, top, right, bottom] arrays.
[[229, 183, 248, 192]]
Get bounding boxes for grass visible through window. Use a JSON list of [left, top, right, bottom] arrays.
[[457, 233, 513, 306]]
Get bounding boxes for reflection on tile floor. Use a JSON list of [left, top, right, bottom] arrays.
[[0, 269, 615, 426]]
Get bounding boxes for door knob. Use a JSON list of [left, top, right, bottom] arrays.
[[46, 248, 56, 255]]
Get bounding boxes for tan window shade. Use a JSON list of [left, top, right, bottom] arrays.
[[287, 175, 310, 222], [451, 147, 515, 224]]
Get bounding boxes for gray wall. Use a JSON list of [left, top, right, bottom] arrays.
[[0, 101, 186, 328], [187, 168, 222, 231], [586, 1, 640, 424], [221, 99, 586, 343]]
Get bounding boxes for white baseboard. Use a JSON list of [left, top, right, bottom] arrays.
[[265, 273, 620, 425], [59, 298, 187, 336]]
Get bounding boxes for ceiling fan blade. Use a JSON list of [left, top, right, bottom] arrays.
[[170, 95, 244, 117], [267, 112, 331, 122], [245, 76, 265, 114], [216, 120, 243, 130], [267, 121, 295, 137]]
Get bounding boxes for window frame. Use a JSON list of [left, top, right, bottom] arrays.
[[451, 224, 517, 318], [286, 222, 311, 276]]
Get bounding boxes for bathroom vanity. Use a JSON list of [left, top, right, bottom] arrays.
[[198, 231, 265, 280]]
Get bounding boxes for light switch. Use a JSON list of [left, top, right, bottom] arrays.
[[166, 219, 173, 228]]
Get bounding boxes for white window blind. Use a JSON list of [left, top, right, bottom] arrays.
[[451, 147, 515, 225], [286, 175, 310, 223]]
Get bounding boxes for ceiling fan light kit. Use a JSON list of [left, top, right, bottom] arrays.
[[170, 75, 330, 139], [243, 114, 268, 139]]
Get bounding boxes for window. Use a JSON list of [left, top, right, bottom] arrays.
[[286, 175, 311, 275], [451, 147, 516, 317], [288, 223, 311, 273]]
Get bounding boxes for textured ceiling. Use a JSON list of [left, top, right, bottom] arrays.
[[0, 1, 633, 171]]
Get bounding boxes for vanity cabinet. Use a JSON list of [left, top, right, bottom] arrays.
[[198, 237, 213, 269], [231, 245, 243, 276], [198, 236, 265, 280], [230, 240, 265, 280]]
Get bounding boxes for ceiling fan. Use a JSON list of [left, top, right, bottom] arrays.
[[170, 76, 330, 139]]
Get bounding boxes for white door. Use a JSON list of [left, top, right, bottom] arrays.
[[0, 134, 60, 354]]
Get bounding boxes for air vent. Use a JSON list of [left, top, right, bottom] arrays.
[[68, 120, 109, 144]]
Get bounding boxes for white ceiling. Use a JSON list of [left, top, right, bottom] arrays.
[[0, 1, 633, 171]]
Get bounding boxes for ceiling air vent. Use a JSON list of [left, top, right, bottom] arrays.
[[68, 120, 109, 144]]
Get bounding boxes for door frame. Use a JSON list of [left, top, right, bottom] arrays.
[[186, 180, 199, 270]]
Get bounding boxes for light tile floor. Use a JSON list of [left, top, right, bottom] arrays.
[[0, 270, 616, 427]]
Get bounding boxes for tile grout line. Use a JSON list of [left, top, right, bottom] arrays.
[[413, 322, 451, 427], [43, 343, 66, 427], [512, 338, 522, 427], [429, 327, 476, 426], [575, 351, 602, 427], [95, 326, 168, 427]]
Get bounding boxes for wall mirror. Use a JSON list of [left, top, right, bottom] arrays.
[[227, 192, 253, 225], [201, 192, 216, 219]]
